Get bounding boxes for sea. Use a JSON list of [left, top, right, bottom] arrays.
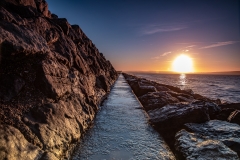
[[127, 72, 240, 103]]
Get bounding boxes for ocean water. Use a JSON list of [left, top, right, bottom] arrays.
[[128, 72, 240, 103]]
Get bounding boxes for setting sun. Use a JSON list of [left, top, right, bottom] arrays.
[[172, 54, 194, 73]]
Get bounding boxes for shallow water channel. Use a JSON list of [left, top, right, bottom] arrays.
[[72, 74, 174, 160]]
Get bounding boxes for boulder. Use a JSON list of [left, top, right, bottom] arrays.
[[148, 101, 221, 130], [175, 129, 239, 160], [175, 120, 240, 159], [139, 91, 179, 111], [217, 103, 240, 125], [129, 82, 157, 97]]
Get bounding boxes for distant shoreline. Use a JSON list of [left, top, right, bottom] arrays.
[[125, 71, 240, 75]]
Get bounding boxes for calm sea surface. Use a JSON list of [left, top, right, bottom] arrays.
[[128, 72, 240, 103]]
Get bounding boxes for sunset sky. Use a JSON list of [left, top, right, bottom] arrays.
[[48, 0, 240, 72]]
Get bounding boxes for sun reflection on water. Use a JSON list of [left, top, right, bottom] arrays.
[[179, 73, 187, 89]]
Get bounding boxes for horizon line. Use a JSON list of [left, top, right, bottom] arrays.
[[119, 70, 240, 75]]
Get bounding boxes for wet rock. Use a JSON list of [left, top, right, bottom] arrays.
[[139, 91, 179, 111], [175, 120, 240, 159]]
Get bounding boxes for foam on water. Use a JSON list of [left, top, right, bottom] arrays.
[[72, 74, 175, 160]]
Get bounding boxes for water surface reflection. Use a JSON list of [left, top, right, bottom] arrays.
[[179, 74, 186, 90]]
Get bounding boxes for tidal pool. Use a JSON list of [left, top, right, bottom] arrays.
[[72, 74, 175, 160]]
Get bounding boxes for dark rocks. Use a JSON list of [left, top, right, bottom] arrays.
[[127, 81, 157, 96], [51, 18, 70, 35], [217, 103, 240, 125], [228, 110, 240, 125], [175, 120, 240, 159], [139, 91, 179, 111], [148, 101, 220, 130], [175, 129, 239, 160], [0, 74, 25, 101], [123, 73, 239, 159], [96, 75, 109, 92], [0, 0, 118, 159], [35, 0, 49, 17]]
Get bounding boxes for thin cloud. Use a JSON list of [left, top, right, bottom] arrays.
[[151, 51, 171, 60], [151, 56, 160, 60], [161, 51, 171, 56], [186, 45, 196, 48], [144, 27, 187, 35], [142, 24, 187, 35], [200, 41, 239, 49]]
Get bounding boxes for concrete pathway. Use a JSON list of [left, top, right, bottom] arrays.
[[72, 74, 175, 160]]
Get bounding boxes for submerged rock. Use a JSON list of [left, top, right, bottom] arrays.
[[175, 120, 240, 159]]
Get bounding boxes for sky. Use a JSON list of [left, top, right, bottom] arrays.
[[47, 0, 240, 72]]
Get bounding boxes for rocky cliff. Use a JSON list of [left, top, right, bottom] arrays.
[[0, 0, 118, 159]]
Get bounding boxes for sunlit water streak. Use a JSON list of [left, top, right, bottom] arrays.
[[128, 72, 240, 103], [72, 74, 174, 160]]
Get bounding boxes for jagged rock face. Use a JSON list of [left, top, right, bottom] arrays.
[[0, 0, 118, 159], [0, 125, 44, 160], [175, 120, 240, 159]]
